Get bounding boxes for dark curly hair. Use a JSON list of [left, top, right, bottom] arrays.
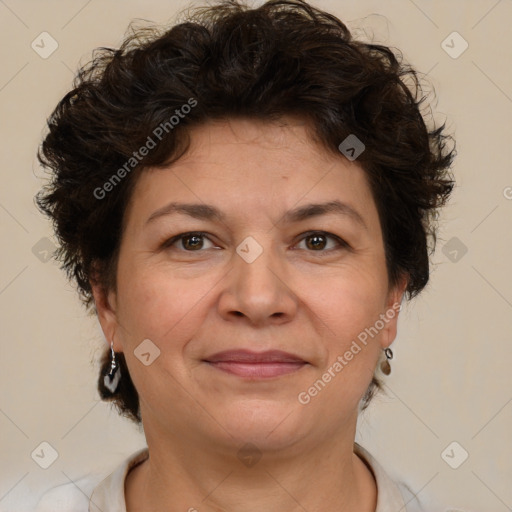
[[35, 0, 455, 424]]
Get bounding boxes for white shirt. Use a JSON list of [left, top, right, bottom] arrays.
[[35, 442, 429, 512]]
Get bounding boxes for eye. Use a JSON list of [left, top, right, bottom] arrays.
[[294, 231, 348, 252], [161, 230, 348, 253], [163, 232, 217, 251]]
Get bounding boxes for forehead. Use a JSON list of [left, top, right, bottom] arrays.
[[170, 117, 343, 177], [123, 117, 379, 230]]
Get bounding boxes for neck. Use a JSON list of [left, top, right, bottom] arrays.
[[125, 423, 377, 512]]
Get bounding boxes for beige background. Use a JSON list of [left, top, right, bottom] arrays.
[[1, 0, 511, 510]]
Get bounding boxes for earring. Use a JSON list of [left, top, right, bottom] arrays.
[[104, 341, 121, 393], [380, 347, 393, 376]]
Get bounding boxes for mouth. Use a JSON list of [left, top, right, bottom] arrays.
[[203, 349, 308, 379]]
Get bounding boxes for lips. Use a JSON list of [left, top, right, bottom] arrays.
[[205, 349, 306, 364], [204, 350, 308, 379]]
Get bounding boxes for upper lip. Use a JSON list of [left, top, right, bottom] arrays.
[[204, 349, 306, 363]]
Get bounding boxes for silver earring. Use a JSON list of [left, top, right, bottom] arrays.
[[104, 341, 121, 393], [380, 347, 393, 376]]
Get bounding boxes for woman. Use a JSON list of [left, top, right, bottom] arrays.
[[35, 0, 455, 510]]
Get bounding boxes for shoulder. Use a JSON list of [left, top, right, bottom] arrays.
[[35, 448, 149, 512], [34, 475, 100, 512], [354, 442, 433, 512]]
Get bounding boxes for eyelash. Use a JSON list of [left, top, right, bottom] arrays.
[[161, 231, 349, 254]]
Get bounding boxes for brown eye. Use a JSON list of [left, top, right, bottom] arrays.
[[163, 232, 216, 252], [305, 233, 328, 250], [181, 234, 204, 250], [296, 231, 348, 252]]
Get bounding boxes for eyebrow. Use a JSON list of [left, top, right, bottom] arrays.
[[145, 200, 366, 228]]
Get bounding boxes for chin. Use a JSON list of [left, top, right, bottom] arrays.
[[215, 399, 307, 449]]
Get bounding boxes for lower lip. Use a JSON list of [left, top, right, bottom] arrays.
[[206, 361, 307, 378]]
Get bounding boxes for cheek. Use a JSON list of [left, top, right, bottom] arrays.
[[305, 279, 385, 407], [114, 266, 211, 411], [311, 266, 387, 332], [304, 267, 388, 393], [115, 262, 215, 347]]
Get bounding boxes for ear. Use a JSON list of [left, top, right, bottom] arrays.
[[380, 275, 408, 349], [90, 280, 121, 352]]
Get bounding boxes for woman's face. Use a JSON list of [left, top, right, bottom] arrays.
[[94, 117, 405, 454]]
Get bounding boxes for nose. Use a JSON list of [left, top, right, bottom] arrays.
[[217, 239, 298, 326]]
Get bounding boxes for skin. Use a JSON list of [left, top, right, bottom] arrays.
[[92, 117, 407, 512]]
